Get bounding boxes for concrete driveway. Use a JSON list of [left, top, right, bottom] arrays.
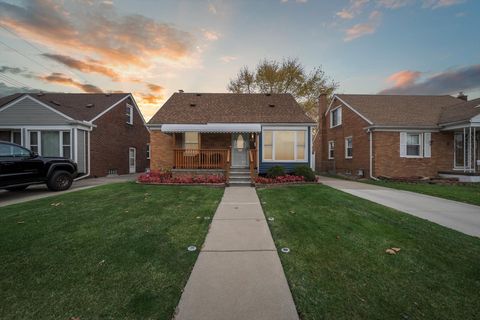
[[0, 174, 140, 208], [318, 176, 480, 238]]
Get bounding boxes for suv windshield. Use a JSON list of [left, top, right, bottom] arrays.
[[0, 143, 31, 158]]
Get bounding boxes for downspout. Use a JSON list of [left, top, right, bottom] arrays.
[[368, 129, 379, 180]]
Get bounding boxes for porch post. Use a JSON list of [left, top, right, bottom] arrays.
[[463, 127, 466, 172], [474, 127, 477, 173], [469, 127, 472, 171]]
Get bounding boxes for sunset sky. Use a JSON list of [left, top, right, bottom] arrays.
[[0, 0, 479, 120]]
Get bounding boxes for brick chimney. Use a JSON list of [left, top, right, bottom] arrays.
[[457, 91, 468, 101], [318, 93, 328, 120]]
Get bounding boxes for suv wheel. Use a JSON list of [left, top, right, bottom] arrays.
[[5, 185, 29, 192], [47, 170, 73, 191]]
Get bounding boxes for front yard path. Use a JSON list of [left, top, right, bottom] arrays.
[[174, 187, 298, 320], [318, 176, 480, 237]]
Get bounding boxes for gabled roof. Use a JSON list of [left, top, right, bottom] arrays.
[[0, 92, 131, 122], [148, 92, 315, 125], [335, 94, 462, 127], [439, 98, 480, 125]]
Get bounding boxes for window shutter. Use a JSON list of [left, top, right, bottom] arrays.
[[424, 132, 431, 158], [399, 132, 407, 157]]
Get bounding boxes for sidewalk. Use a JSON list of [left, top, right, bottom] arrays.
[[318, 176, 480, 237], [174, 187, 299, 320]]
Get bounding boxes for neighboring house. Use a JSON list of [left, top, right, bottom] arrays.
[[314, 93, 480, 182], [147, 92, 316, 184], [0, 92, 150, 178]]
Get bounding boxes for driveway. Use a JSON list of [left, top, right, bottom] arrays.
[[0, 174, 140, 208], [318, 176, 480, 237]]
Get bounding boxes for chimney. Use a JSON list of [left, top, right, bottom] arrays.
[[318, 93, 328, 120], [457, 91, 468, 101]]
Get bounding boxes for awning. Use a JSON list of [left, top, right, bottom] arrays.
[[161, 123, 262, 133]]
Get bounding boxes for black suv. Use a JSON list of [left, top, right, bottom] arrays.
[[0, 141, 78, 191]]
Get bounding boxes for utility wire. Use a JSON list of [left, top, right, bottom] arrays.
[[0, 73, 29, 88]]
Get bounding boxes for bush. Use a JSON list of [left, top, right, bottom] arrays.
[[293, 165, 316, 181], [266, 166, 285, 178], [255, 175, 305, 184], [138, 171, 225, 184]]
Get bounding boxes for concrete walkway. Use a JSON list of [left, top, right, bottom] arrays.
[[318, 176, 480, 237], [174, 187, 299, 320], [0, 174, 140, 208]]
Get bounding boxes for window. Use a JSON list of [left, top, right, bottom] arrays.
[[262, 130, 307, 162], [184, 132, 199, 150], [0, 143, 30, 157], [41, 131, 60, 157], [61, 131, 71, 158], [406, 133, 421, 156], [330, 107, 342, 128], [454, 132, 466, 168], [126, 104, 133, 124], [29, 131, 39, 154], [345, 137, 353, 159], [146, 143, 151, 159], [12, 130, 21, 144], [328, 141, 335, 159]]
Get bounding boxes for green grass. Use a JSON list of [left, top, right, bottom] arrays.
[[0, 183, 223, 319], [257, 185, 480, 320], [365, 180, 480, 206]]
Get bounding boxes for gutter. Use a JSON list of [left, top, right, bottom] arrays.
[[368, 129, 379, 181]]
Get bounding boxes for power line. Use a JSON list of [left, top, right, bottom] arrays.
[[0, 74, 31, 90], [0, 39, 55, 75]]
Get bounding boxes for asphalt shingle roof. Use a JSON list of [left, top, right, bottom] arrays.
[[439, 98, 480, 124], [148, 92, 315, 124]]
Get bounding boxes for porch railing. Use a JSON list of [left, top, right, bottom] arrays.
[[174, 149, 229, 169], [249, 149, 257, 183]]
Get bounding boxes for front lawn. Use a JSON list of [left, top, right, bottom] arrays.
[[366, 180, 480, 206], [257, 185, 480, 320], [0, 183, 223, 319]]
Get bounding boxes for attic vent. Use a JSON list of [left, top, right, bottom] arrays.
[[265, 93, 271, 96], [36, 92, 45, 96], [85, 103, 94, 108], [190, 103, 196, 107], [105, 93, 111, 96], [268, 104, 275, 108], [51, 100, 61, 106], [196, 93, 202, 96]]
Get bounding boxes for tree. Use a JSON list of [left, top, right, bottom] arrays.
[[227, 58, 338, 120]]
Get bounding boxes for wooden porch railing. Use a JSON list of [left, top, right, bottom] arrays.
[[174, 149, 229, 169], [226, 149, 231, 183], [249, 149, 257, 183]]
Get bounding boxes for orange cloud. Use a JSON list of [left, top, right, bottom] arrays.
[[41, 72, 103, 93], [42, 54, 121, 81], [344, 10, 382, 41], [0, 0, 194, 68], [147, 83, 164, 94], [387, 70, 422, 87]]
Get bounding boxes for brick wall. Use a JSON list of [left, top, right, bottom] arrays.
[[90, 97, 150, 177], [150, 130, 174, 170], [374, 131, 453, 177]]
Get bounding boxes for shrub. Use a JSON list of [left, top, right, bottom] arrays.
[[293, 165, 316, 182], [138, 171, 225, 184], [255, 175, 305, 184], [266, 166, 285, 178]]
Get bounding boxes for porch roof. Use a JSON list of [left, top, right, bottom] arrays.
[[160, 123, 262, 133]]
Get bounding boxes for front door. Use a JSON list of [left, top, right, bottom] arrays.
[[231, 133, 249, 167], [129, 147, 136, 173]]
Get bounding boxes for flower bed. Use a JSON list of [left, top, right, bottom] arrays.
[[138, 171, 226, 185], [255, 175, 305, 184]]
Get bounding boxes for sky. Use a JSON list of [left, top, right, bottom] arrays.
[[0, 0, 479, 120]]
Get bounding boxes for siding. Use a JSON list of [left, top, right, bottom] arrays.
[[0, 96, 71, 125], [77, 129, 87, 173], [258, 127, 311, 174]]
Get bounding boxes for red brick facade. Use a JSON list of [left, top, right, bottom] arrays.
[[315, 96, 456, 178], [90, 97, 150, 177]]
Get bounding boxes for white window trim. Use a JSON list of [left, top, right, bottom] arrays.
[[262, 129, 308, 163], [330, 106, 342, 128], [26, 130, 72, 158], [126, 104, 134, 125], [405, 132, 423, 158], [147, 143, 151, 159], [328, 140, 335, 160], [345, 136, 353, 159]]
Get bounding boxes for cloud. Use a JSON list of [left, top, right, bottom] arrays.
[[336, 0, 369, 19], [0, 82, 37, 97], [220, 56, 237, 63], [0, 65, 35, 78], [387, 70, 422, 87], [379, 64, 480, 95], [344, 10, 382, 41], [422, 0, 465, 9], [208, 1, 217, 14], [377, 0, 412, 9], [281, 0, 308, 3], [202, 29, 220, 41], [41, 54, 121, 81], [0, 0, 195, 67], [41, 72, 103, 93], [147, 83, 164, 94]]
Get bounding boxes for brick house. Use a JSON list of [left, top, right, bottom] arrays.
[[0, 93, 149, 177], [314, 93, 480, 182], [147, 92, 316, 185]]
